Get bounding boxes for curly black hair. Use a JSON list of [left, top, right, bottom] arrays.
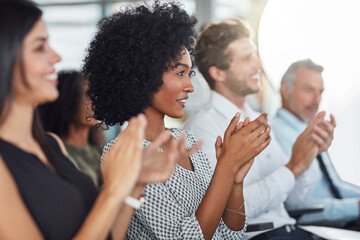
[[82, 1, 197, 126]]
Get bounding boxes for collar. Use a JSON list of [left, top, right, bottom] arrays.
[[276, 108, 307, 133], [209, 90, 255, 121]]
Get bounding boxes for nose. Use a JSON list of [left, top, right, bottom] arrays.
[[253, 54, 262, 70], [184, 75, 194, 93], [314, 91, 322, 104], [50, 47, 61, 64]]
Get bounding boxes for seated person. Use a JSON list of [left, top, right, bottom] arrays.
[[272, 59, 360, 229], [83, 2, 272, 239], [184, 19, 335, 239], [0, 1, 177, 238], [39, 70, 104, 188]]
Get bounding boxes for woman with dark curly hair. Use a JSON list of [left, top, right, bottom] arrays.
[[83, 1, 271, 239], [38, 70, 104, 188]]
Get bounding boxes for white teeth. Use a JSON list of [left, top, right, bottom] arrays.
[[251, 73, 260, 80], [45, 73, 58, 81], [179, 99, 186, 103]]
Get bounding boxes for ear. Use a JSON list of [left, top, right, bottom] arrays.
[[209, 66, 226, 83], [280, 84, 290, 102]]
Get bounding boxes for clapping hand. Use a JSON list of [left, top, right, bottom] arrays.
[[101, 114, 147, 199], [215, 113, 271, 184]]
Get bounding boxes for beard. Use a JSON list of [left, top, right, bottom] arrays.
[[225, 70, 260, 97]]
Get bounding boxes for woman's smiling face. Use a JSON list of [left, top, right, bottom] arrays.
[[13, 18, 61, 106], [149, 48, 194, 118]]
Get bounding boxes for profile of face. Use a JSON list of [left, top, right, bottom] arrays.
[[77, 83, 99, 128], [150, 48, 194, 118], [223, 38, 262, 96], [282, 67, 324, 122], [13, 18, 61, 106]]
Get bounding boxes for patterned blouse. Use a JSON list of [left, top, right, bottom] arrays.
[[103, 128, 246, 239]]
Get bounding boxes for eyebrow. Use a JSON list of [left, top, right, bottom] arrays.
[[31, 36, 48, 44], [173, 62, 192, 69]]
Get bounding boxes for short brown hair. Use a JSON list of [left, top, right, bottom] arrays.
[[195, 19, 252, 89]]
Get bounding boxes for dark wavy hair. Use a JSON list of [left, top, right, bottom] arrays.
[[38, 70, 84, 138], [83, 0, 197, 126], [0, 0, 57, 165], [38, 70, 102, 145]]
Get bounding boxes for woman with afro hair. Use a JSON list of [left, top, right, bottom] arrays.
[[83, 1, 271, 239]]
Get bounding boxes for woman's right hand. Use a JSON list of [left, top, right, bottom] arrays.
[[216, 112, 271, 176], [137, 130, 177, 185], [138, 131, 202, 185], [101, 114, 147, 201]]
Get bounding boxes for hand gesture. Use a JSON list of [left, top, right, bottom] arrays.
[[101, 114, 146, 200], [215, 113, 271, 177], [312, 112, 336, 153], [138, 130, 202, 185], [234, 117, 255, 184], [287, 112, 328, 178], [137, 130, 177, 185]]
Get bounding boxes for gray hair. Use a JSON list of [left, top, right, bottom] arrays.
[[281, 59, 324, 91]]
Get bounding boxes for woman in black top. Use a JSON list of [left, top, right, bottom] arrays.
[[0, 1, 179, 239]]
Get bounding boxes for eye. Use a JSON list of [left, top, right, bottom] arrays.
[[176, 71, 185, 77], [188, 70, 196, 78], [35, 44, 45, 52]]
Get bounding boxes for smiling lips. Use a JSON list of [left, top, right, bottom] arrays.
[[176, 98, 187, 107], [251, 73, 260, 81], [44, 72, 58, 86]]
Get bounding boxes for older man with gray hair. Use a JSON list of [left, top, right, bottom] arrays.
[[272, 59, 360, 229]]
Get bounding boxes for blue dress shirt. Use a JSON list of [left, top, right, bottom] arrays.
[[272, 108, 360, 227]]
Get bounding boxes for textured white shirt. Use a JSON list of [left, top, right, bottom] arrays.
[[184, 91, 318, 239], [103, 127, 246, 239]]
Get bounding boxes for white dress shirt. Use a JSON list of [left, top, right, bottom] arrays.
[[184, 91, 318, 239], [272, 108, 360, 226]]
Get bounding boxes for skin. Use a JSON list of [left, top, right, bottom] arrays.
[[209, 37, 336, 179], [210, 38, 262, 110], [144, 48, 271, 239], [281, 67, 324, 123], [281, 67, 360, 216], [64, 83, 100, 148], [0, 18, 177, 240]]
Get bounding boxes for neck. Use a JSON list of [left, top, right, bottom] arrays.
[[0, 103, 35, 144], [215, 84, 246, 109], [143, 108, 165, 142], [63, 124, 90, 147]]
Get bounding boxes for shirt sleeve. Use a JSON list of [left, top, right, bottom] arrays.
[[244, 166, 295, 218], [286, 160, 320, 206]]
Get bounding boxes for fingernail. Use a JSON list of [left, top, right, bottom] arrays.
[[235, 112, 240, 118]]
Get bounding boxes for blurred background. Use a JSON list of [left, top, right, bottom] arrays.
[[35, 0, 360, 186]]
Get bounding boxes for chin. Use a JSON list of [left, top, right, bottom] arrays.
[[167, 111, 185, 119], [38, 93, 59, 105]]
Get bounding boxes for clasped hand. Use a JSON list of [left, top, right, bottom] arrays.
[[215, 112, 271, 184], [288, 111, 336, 178]]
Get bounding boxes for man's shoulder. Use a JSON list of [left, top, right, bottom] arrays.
[[184, 105, 220, 127]]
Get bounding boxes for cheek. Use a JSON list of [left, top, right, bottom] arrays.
[[22, 57, 45, 87]]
